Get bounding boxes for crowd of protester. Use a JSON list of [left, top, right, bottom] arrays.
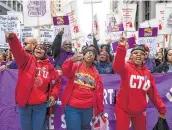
[[0, 31, 172, 74], [1, 32, 168, 130]]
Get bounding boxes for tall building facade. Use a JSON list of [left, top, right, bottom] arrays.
[[111, 0, 172, 30], [0, 0, 23, 15], [0, 0, 62, 16], [51, 0, 62, 17]]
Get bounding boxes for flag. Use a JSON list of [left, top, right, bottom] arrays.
[[93, 14, 99, 38]]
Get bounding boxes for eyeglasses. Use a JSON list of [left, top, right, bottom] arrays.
[[35, 45, 46, 51], [23, 42, 31, 46], [85, 51, 96, 57], [63, 43, 72, 47]]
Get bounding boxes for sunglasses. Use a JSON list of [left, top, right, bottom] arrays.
[[85, 51, 96, 56]]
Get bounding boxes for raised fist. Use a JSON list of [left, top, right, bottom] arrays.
[[58, 28, 64, 36], [5, 32, 14, 40], [118, 37, 127, 46]]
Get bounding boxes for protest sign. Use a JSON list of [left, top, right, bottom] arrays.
[[40, 29, 54, 43], [23, 0, 52, 26], [156, 3, 172, 34], [53, 16, 69, 26], [119, 4, 137, 31], [54, 25, 72, 42], [0, 15, 20, 48], [20, 24, 35, 43], [138, 27, 158, 56]]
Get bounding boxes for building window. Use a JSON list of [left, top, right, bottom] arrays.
[[136, 21, 138, 30], [8, 1, 11, 7], [145, 1, 149, 14], [158, 0, 169, 3], [17, 3, 20, 12], [135, 4, 138, 30], [145, 1, 150, 20], [145, 13, 150, 20]]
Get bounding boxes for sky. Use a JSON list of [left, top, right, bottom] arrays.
[[63, 0, 111, 43]]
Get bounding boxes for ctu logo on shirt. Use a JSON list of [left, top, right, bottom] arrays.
[[36, 67, 49, 78], [129, 75, 151, 91]]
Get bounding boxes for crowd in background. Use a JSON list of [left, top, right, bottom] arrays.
[[0, 31, 172, 74]]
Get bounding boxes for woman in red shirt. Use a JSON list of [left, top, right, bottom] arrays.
[[5, 33, 61, 130], [62, 46, 104, 130], [113, 37, 166, 130]]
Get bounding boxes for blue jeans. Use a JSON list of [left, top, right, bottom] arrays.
[[18, 103, 47, 130], [64, 105, 93, 130]]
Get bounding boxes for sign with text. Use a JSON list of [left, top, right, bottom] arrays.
[[107, 24, 124, 32], [1, 69, 172, 130], [23, 0, 52, 26], [138, 37, 157, 56], [139, 27, 158, 37], [54, 25, 72, 42], [40, 29, 54, 43], [53, 16, 69, 26], [156, 3, 172, 34], [0, 15, 20, 48], [20, 24, 35, 43], [119, 4, 137, 31]]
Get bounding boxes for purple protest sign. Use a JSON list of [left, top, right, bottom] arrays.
[[107, 24, 124, 32], [1, 70, 172, 130], [112, 37, 136, 53], [53, 16, 69, 26], [27, 0, 47, 17], [139, 27, 158, 37]]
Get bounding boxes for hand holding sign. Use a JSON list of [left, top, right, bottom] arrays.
[[58, 28, 64, 36]]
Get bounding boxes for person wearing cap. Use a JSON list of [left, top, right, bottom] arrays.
[[61, 45, 104, 130], [95, 50, 114, 74], [113, 37, 166, 130], [5, 32, 61, 130]]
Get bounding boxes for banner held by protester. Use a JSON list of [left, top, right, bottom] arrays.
[[1, 69, 172, 130]]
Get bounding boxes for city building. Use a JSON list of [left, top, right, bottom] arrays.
[[111, 0, 172, 30], [0, 0, 23, 15], [51, 0, 62, 17]]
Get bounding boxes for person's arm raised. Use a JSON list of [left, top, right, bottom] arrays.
[[113, 37, 128, 79], [62, 54, 83, 79], [5, 32, 29, 68], [52, 30, 64, 59]]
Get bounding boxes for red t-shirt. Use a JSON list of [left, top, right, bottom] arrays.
[[68, 63, 95, 108]]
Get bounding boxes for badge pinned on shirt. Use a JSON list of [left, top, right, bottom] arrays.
[[106, 67, 111, 73], [52, 80, 56, 85], [42, 67, 46, 71]]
